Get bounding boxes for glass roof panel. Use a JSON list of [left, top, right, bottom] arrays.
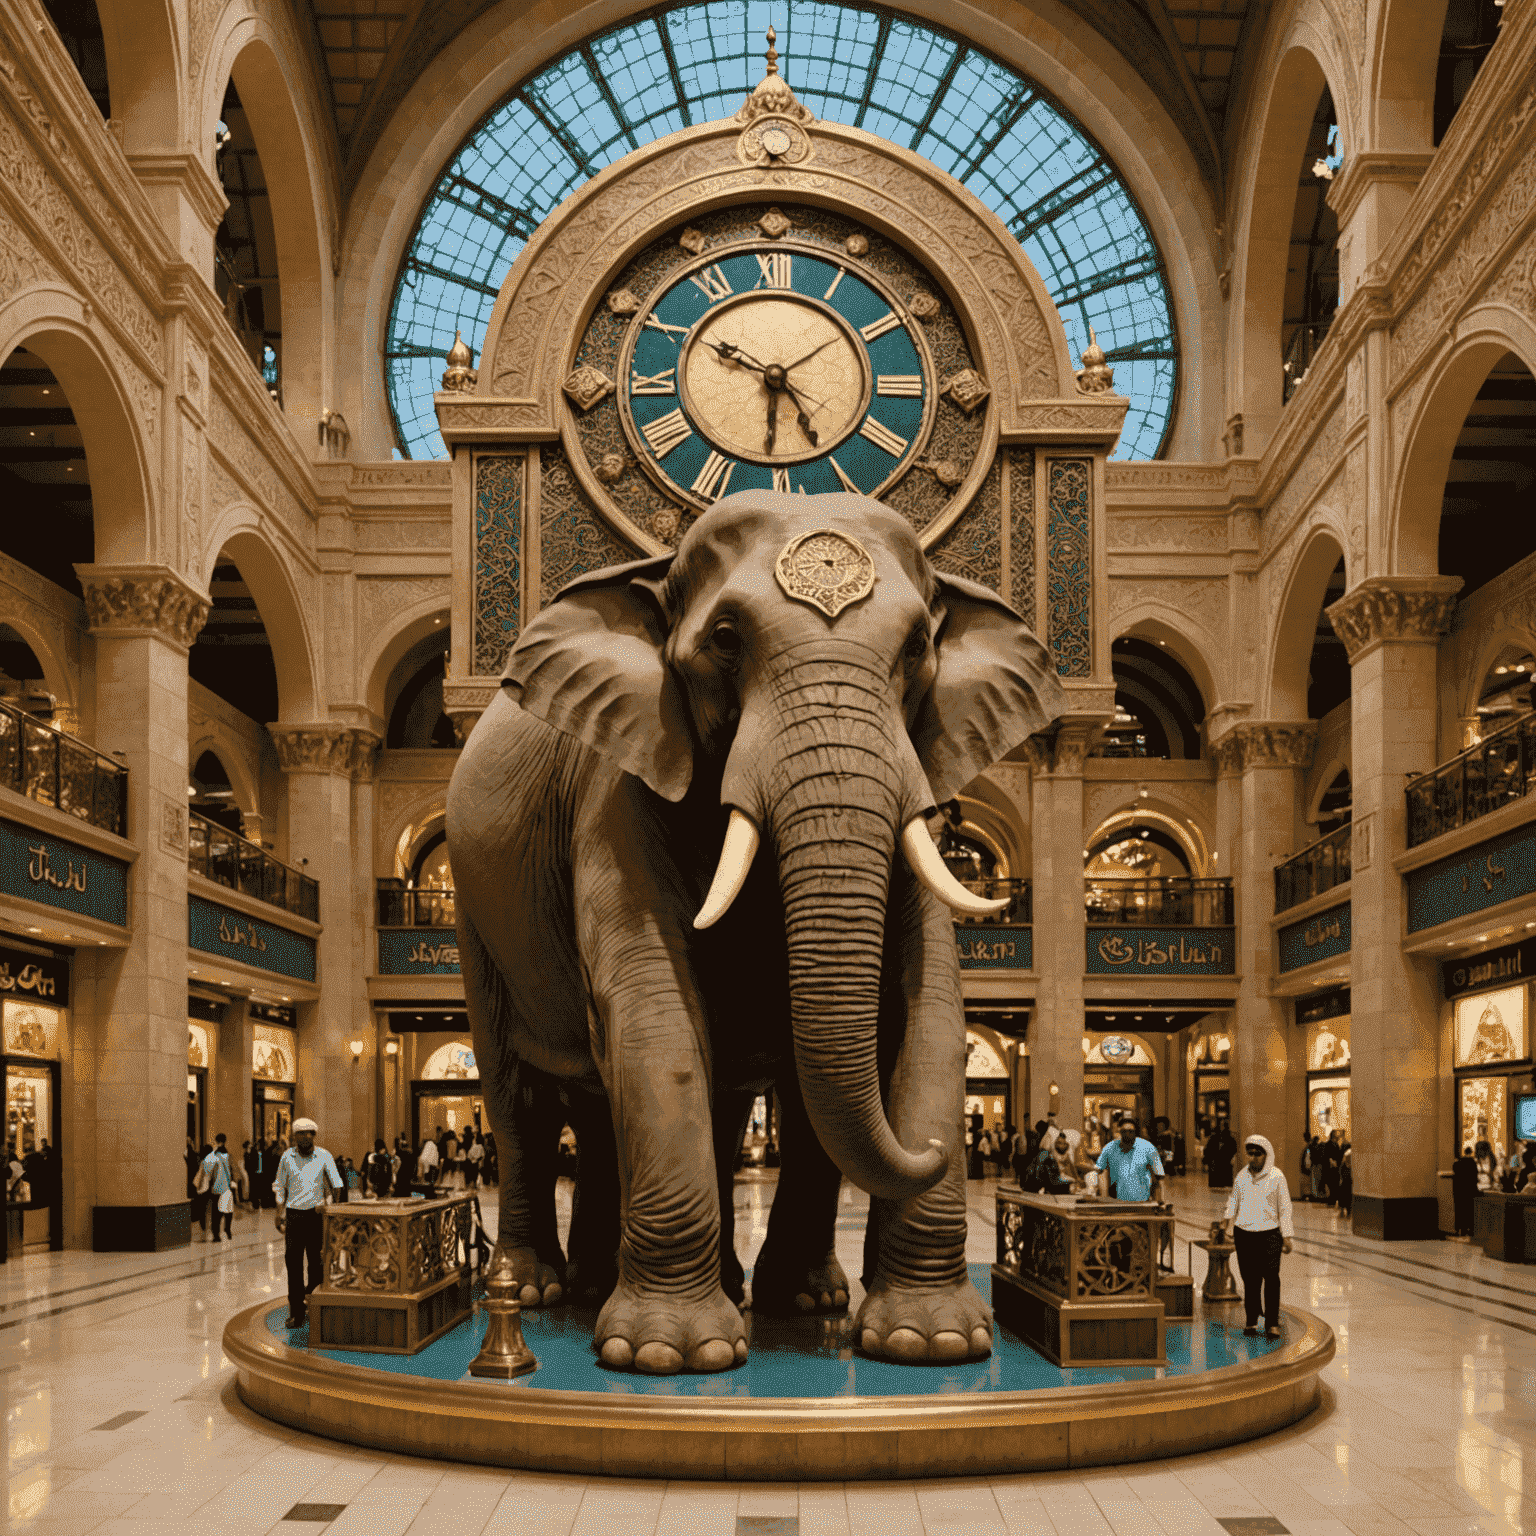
[[387, 1, 1177, 460]]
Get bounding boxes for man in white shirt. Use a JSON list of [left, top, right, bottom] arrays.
[[1219, 1133, 1293, 1339], [273, 1117, 344, 1328]]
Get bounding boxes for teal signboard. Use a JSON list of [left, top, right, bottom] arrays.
[[188, 895, 315, 982], [956, 925, 1032, 970], [0, 816, 127, 927], [1406, 824, 1536, 933], [1278, 901, 1351, 973], [1086, 927, 1235, 975], [378, 928, 461, 975]]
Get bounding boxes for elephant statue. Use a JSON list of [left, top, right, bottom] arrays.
[[447, 490, 1065, 1373]]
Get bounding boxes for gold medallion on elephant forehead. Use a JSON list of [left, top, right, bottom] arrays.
[[775, 530, 876, 618]]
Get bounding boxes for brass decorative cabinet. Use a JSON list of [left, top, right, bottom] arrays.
[[308, 1195, 477, 1353], [993, 1188, 1167, 1367]]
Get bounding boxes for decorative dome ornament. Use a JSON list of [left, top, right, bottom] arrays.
[[737, 24, 815, 166], [441, 330, 478, 393], [737, 25, 814, 125], [1075, 329, 1115, 394]]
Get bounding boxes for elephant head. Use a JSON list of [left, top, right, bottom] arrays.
[[503, 491, 1064, 1202]]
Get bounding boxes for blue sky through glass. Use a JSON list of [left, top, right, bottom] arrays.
[[387, 1, 1177, 460]]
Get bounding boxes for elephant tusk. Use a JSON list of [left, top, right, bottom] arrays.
[[900, 818, 1011, 916], [694, 809, 761, 929]]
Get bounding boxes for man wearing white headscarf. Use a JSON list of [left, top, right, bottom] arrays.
[[1220, 1133, 1293, 1339]]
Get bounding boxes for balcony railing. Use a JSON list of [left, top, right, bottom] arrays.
[[1085, 877, 1234, 926], [956, 878, 1031, 926], [1283, 322, 1330, 404], [376, 880, 457, 929], [1274, 823, 1352, 914], [1406, 712, 1536, 848], [189, 810, 319, 922], [0, 698, 127, 837]]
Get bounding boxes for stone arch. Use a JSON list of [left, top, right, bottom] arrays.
[[187, 729, 261, 821], [200, 506, 318, 721], [94, 0, 182, 152], [202, 23, 332, 433], [361, 599, 451, 729], [1233, 35, 1352, 455], [1111, 610, 1222, 725], [1268, 525, 1348, 718], [1457, 624, 1536, 727], [1305, 751, 1350, 823], [1084, 794, 1212, 876], [1369, 0, 1451, 153], [0, 288, 154, 565], [1391, 304, 1536, 577], [0, 606, 78, 720], [381, 793, 447, 880]]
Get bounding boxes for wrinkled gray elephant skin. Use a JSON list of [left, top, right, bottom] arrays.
[[447, 491, 1065, 1374]]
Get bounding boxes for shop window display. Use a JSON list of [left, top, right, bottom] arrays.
[[1454, 985, 1526, 1067], [3, 1001, 58, 1059], [1308, 1075, 1351, 1140], [1308, 1016, 1350, 1070]]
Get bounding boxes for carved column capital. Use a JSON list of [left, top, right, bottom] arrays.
[[1211, 721, 1318, 773], [75, 564, 211, 650], [1325, 575, 1463, 662], [271, 723, 381, 780]]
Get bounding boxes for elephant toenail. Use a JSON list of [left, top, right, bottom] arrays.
[[687, 1338, 737, 1371], [519, 1285, 542, 1306], [600, 1337, 634, 1368], [861, 1327, 881, 1353], [818, 1292, 832, 1308], [734, 1338, 748, 1363], [970, 1326, 992, 1354], [542, 1283, 563, 1306], [929, 1331, 968, 1359], [635, 1341, 684, 1374], [883, 1328, 928, 1360], [833, 1290, 848, 1307], [794, 1293, 816, 1313]]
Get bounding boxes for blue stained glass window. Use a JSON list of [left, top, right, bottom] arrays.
[[387, 2, 1178, 460]]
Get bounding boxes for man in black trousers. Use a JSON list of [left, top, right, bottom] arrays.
[[1218, 1133, 1294, 1340], [273, 1117, 344, 1329]]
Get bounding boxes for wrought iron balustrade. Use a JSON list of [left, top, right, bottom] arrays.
[[189, 810, 318, 922], [956, 878, 1031, 926], [1274, 823, 1352, 913], [1084, 877, 1234, 926], [1406, 712, 1536, 848], [0, 698, 127, 837], [1283, 322, 1331, 403], [376, 880, 457, 929]]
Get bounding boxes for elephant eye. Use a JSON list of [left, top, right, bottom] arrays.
[[709, 620, 743, 663], [904, 627, 929, 663]]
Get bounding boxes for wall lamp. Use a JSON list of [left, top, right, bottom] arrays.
[[384, 1039, 399, 1058], [348, 1038, 365, 1062]]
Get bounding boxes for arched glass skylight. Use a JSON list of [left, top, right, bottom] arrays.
[[386, 2, 1178, 460]]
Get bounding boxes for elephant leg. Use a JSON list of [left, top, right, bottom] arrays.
[[855, 875, 991, 1362], [460, 911, 564, 1307], [751, 1073, 849, 1315], [563, 1085, 620, 1305], [713, 1089, 755, 1306]]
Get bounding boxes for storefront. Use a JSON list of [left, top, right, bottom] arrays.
[[964, 1029, 1014, 1135], [1444, 939, 1535, 1171], [411, 1038, 482, 1147], [1083, 1031, 1155, 1147], [1, 941, 69, 1255], [252, 1013, 297, 1144], [1298, 987, 1351, 1142], [1189, 1029, 1230, 1147]]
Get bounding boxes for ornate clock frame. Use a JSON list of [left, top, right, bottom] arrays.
[[436, 56, 1127, 738]]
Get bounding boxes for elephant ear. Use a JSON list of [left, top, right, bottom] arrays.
[[911, 571, 1067, 802], [502, 554, 692, 801]]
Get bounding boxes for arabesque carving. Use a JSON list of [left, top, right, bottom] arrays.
[[271, 724, 381, 779], [80, 568, 210, 649], [1325, 576, 1464, 661], [1212, 721, 1318, 772]]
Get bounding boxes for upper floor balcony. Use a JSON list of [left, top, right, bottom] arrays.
[[1406, 712, 1536, 848], [190, 810, 319, 923], [0, 697, 127, 837], [1086, 877, 1234, 927], [376, 881, 457, 929], [1274, 823, 1351, 914]]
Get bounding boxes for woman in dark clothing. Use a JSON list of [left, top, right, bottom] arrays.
[[1205, 1121, 1237, 1188], [1453, 1145, 1478, 1235]]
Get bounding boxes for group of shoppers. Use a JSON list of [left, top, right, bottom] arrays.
[[4, 1140, 58, 1206], [1298, 1130, 1352, 1211]]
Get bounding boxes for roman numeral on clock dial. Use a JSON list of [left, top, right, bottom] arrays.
[[630, 368, 676, 395], [877, 375, 922, 397], [690, 450, 734, 500], [859, 311, 902, 342], [643, 313, 689, 342], [772, 467, 790, 492], [859, 416, 909, 456], [829, 457, 859, 493], [756, 253, 792, 288], [641, 409, 691, 457], [689, 264, 734, 303]]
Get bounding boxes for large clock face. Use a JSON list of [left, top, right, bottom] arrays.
[[618, 241, 934, 509]]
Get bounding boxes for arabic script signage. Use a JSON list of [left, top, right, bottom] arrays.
[[377, 928, 462, 975], [1444, 935, 1536, 1001], [0, 816, 128, 927], [1278, 901, 1352, 973], [955, 925, 1032, 970], [188, 895, 316, 982], [0, 944, 68, 1005], [1406, 824, 1536, 933], [1085, 927, 1235, 975]]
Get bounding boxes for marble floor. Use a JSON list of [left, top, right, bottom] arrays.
[[3, 1172, 1534, 1535]]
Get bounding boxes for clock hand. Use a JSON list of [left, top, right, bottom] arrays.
[[765, 388, 778, 455], [779, 382, 820, 446], [705, 338, 769, 374], [783, 335, 842, 372]]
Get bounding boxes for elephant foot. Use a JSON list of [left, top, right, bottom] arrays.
[[490, 1241, 563, 1308], [750, 1250, 850, 1315], [594, 1282, 748, 1374], [855, 1276, 992, 1362]]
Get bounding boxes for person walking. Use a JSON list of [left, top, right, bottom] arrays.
[[1338, 1140, 1353, 1215], [274, 1117, 344, 1328], [364, 1139, 393, 1199], [201, 1134, 236, 1242], [1309, 1135, 1327, 1202], [1453, 1144, 1478, 1236], [1204, 1120, 1237, 1189], [1092, 1117, 1165, 1204], [465, 1131, 484, 1190], [1321, 1129, 1343, 1206], [417, 1132, 440, 1188], [1220, 1134, 1293, 1340], [1299, 1135, 1315, 1200]]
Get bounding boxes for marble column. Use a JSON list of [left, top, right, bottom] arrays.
[[1327, 576, 1461, 1238], [1027, 729, 1092, 1131], [271, 725, 379, 1163], [1224, 722, 1315, 1199], [75, 565, 210, 1249], [213, 995, 252, 1151]]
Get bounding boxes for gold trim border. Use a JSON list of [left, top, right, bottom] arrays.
[[224, 1302, 1334, 1479]]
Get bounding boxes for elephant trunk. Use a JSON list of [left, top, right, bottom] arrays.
[[729, 653, 946, 1203]]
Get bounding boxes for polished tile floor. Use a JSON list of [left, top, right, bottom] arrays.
[[3, 1172, 1534, 1535]]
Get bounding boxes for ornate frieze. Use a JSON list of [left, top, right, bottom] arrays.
[[78, 566, 210, 649], [1325, 576, 1464, 661], [356, 576, 449, 648], [929, 460, 1002, 596], [270, 725, 381, 780], [1045, 458, 1091, 678], [1211, 721, 1318, 773], [472, 455, 524, 678], [1009, 447, 1035, 629]]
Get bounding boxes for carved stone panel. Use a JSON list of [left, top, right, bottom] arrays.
[[472, 455, 524, 678], [1046, 458, 1091, 677]]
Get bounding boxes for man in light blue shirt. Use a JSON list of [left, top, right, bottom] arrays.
[[200, 1134, 235, 1242], [1094, 1117, 1165, 1204], [274, 1117, 343, 1328]]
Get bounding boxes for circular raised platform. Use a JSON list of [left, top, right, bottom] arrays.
[[224, 1266, 1334, 1479]]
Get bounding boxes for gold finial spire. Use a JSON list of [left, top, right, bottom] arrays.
[[738, 18, 813, 124], [441, 329, 478, 393], [1075, 327, 1115, 394], [764, 23, 779, 77]]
